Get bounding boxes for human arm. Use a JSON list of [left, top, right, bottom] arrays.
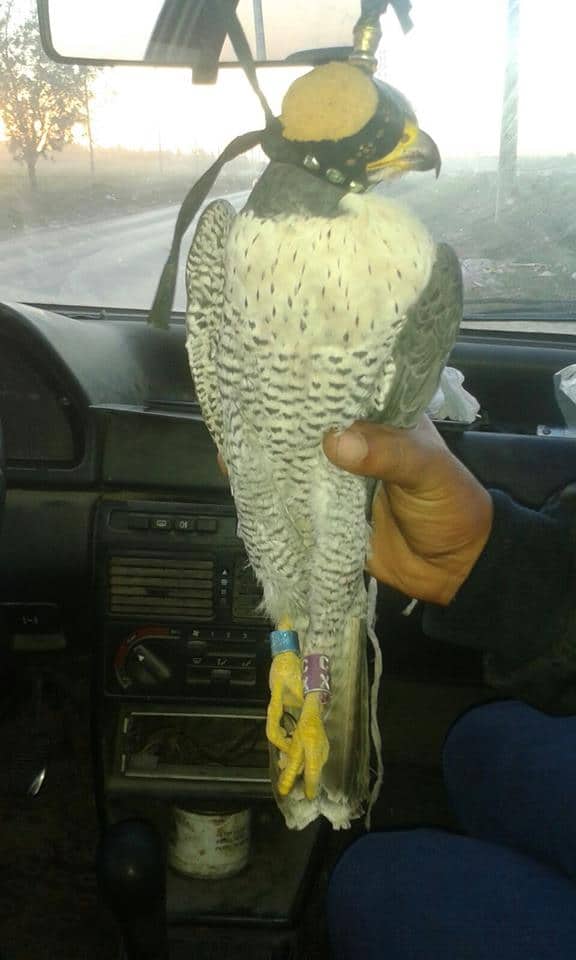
[[323, 417, 576, 713], [424, 487, 576, 714], [323, 415, 494, 606]]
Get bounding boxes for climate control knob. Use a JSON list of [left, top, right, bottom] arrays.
[[114, 628, 174, 690]]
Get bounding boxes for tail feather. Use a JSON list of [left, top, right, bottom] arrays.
[[272, 610, 375, 831]]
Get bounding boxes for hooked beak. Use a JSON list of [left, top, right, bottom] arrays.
[[367, 120, 441, 180]]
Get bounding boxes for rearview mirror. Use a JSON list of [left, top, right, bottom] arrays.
[[37, 0, 356, 76]]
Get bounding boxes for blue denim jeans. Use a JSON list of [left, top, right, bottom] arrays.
[[327, 701, 576, 959]]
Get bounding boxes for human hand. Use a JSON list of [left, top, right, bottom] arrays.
[[323, 416, 493, 605], [216, 451, 228, 477]]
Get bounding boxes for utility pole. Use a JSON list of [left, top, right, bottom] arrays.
[[496, 0, 520, 220], [253, 0, 266, 60], [83, 73, 95, 179]]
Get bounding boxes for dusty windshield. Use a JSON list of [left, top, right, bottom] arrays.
[[0, 0, 574, 327]]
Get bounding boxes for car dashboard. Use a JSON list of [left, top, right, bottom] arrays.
[[0, 299, 231, 577], [3, 296, 576, 939], [3, 300, 576, 746], [3, 298, 576, 590], [0, 300, 284, 823]]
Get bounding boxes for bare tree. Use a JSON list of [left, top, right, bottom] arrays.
[[0, 5, 95, 191]]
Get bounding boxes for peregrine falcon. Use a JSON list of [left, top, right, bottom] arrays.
[[185, 61, 462, 829]]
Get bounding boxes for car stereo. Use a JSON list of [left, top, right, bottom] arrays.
[[94, 498, 273, 798]]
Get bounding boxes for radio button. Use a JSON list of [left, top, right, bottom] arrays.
[[212, 655, 231, 668], [151, 517, 172, 531], [175, 517, 195, 532], [211, 668, 231, 683], [187, 640, 207, 653]]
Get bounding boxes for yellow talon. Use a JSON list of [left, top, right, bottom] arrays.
[[267, 617, 330, 800], [278, 692, 329, 800], [266, 650, 304, 753]]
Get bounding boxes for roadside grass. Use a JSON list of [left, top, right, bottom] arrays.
[[0, 145, 261, 234], [386, 156, 576, 302], [1, 144, 575, 303]]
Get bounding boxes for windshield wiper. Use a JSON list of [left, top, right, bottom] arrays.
[[28, 303, 187, 323], [27, 299, 576, 325], [464, 298, 576, 321]]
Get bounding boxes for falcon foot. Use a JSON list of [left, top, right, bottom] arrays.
[[266, 619, 330, 801], [277, 690, 329, 801]]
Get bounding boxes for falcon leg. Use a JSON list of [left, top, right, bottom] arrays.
[[266, 616, 304, 755], [308, 465, 369, 648], [277, 462, 369, 800], [231, 461, 311, 769], [267, 616, 329, 803]]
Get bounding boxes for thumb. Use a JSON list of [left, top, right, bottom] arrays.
[[323, 418, 440, 487]]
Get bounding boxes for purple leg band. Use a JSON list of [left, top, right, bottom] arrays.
[[303, 654, 331, 702]]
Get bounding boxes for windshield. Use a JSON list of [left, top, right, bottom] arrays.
[[0, 0, 574, 329]]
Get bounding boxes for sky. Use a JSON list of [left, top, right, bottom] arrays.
[[6, 0, 576, 158]]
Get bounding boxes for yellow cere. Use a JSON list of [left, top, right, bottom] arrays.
[[366, 118, 419, 172]]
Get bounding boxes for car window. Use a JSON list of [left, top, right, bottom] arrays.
[[0, 0, 574, 331]]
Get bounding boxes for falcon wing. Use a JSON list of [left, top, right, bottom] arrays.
[[185, 199, 237, 451], [382, 242, 463, 428]]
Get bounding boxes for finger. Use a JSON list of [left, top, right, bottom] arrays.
[[365, 482, 403, 579], [278, 737, 305, 796], [216, 451, 229, 478], [323, 416, 447, 489], [367, 488, 434, 596]]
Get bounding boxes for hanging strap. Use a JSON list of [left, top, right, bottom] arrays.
[[389, 0, 413, 32], [148, 0, 274, 329], [224, 1, 274, 123], [359, 0, 413, 32], [148, 127, 264, 329]]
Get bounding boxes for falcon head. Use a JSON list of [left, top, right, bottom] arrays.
[[263, 61, 440, 191]]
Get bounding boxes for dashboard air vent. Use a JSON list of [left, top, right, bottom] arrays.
[[109, 556, 214, 620]]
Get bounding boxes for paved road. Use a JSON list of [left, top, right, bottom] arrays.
[[0, 195, 574, 335], [0, 191, 249, 313]]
